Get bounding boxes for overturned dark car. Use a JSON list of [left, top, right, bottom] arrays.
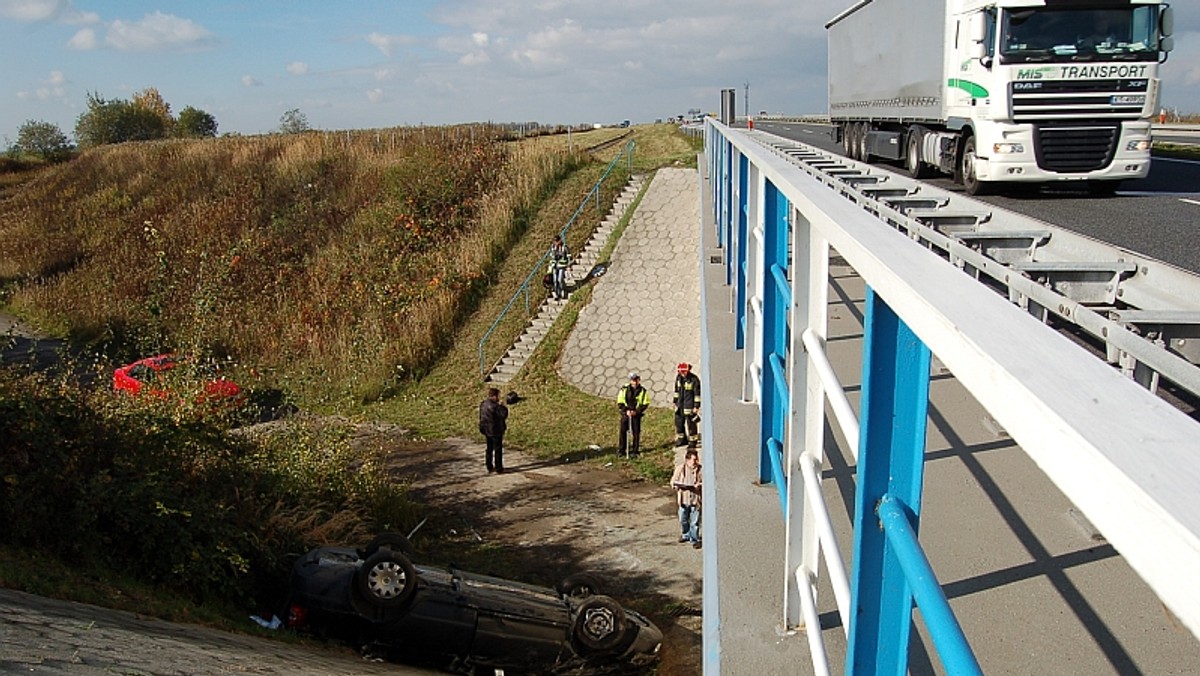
[[285, 533, 662, 674]]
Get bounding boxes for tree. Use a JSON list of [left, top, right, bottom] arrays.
[[75, 92, 169, 147], [279, 108, 310, 134], [132, 87, 174, 134], [176, 106, 218, 138], [15, 120, 74, 162]]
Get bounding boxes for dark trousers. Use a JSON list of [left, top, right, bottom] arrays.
[[674, 410, 699, 446], [485, 435, 504, 471], [618, 414, 642, 457]]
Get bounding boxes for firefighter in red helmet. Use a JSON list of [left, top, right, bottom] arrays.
[[673, 362, 702, 448]]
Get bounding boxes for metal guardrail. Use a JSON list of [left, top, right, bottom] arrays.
[[703, 118, 1200, 674], [477, 140, 635, 377], [745, 129, 1200, 405]]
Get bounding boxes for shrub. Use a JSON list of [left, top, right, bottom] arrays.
[[0, 366, 417, 602]]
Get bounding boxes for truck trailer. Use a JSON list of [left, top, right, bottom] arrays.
[[826, 0, 1176, 194]]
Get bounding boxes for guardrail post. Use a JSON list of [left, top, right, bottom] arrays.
[[735, 155, 756, 351], [846, 287, 932, 675]]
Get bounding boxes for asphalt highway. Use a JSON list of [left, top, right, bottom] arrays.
[[755, 121, 1200, 274]]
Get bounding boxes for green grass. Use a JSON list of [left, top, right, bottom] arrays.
[[0, 122, 700, 645], [1153, 142, 1200, 161]]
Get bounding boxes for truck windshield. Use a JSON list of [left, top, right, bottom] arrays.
[[999, 7, 1160, 63]]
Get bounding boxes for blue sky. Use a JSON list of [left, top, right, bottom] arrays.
[[2, 0, 1198, 140]]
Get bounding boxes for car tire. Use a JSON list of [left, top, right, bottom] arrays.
[[359, 532, 416, 559], [557, 572, 603, 600], [356, 550, 417, 609], [572, 595, 628, 653]]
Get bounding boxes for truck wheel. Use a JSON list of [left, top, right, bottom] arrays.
[[905, 131, 930, 179], [857, 122, 871, 163], [960, 136, 988, 196], [841, 125, 853, 157]]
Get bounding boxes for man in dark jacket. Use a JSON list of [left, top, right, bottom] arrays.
[[478, 387, 509, 473], [617, 372, 650, 458], [673, 362, 702, 448]]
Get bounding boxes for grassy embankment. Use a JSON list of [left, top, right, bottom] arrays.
[[0, 123, 701, 627]]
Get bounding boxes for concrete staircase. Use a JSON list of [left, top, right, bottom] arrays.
[[486, 174, 646, 384]]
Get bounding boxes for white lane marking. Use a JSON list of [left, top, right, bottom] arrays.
[[1181, 198, 1200, 207], [1154, 156, 1200, 166], [1115, 191, 1200, 198]]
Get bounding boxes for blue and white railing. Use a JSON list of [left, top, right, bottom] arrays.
[[703, 119, 1200, 674]]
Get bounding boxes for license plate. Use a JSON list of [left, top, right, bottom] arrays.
[[1111, 95, 1145, 105]]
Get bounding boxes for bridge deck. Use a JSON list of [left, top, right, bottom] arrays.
[[696, 161, 1200, 674]]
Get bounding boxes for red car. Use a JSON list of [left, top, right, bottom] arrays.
[[113, 354, 242, 402]]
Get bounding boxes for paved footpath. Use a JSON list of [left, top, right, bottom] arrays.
[[560, 168, 701, 409], [0, 589, 433, 674]]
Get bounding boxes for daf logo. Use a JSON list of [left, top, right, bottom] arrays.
[[1013, 82, 1043, 90]]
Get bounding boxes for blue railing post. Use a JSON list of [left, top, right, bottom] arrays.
[[758, 179, 790, 495], [847, 287, 932, 676]]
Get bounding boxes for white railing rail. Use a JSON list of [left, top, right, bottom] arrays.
[[704, 118, 1200, 674]]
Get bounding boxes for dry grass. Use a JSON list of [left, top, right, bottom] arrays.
[[0, 126, 588, 404]]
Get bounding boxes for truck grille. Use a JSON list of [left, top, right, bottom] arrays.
[[1033, 124, 1119, 173], [1010, 78, 1147, 122]]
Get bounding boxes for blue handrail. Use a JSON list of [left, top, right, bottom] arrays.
[[478, 139, 635, 377]]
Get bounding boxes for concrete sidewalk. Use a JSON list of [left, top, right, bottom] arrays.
[[559, 167, 701, 409]]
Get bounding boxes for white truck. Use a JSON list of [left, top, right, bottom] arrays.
[[826, 0, 1176, 194]]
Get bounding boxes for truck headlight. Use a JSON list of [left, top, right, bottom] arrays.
[[992, 142, 1024, 154], [1125, 140, 1151, 152]]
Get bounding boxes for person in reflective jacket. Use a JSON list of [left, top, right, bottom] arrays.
[[673, 362, 702, 448], [617, 372, 650, 458]]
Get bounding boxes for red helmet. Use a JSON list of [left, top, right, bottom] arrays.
[[677, 362, 690, 374]]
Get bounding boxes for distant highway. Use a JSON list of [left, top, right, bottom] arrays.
[[754, 121, 1200, 274]]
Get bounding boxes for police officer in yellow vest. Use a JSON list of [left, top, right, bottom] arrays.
[[673, 362, 702, 448], [617, 372, 650, 458]]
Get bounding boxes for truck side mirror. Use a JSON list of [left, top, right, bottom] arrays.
[[1160, 6, 1174, 38], [1160, 35, 1174, 53]]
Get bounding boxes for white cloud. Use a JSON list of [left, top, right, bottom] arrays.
[[103, 11, 214, 52], [459, 51, 490, 66], [15, 71, 67, 101], [241, 75, 262, 87], [367, 88, 384, 103], [0, 0, 96, 23], [366, 31, 412, 57], [66, 26, 95, 50], [287, 61, 309, 76], [472, 32, 488, 47]]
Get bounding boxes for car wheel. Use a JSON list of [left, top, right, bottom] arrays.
[[360, 532, 416, 559], [572, 596, 628, 653], [557, 572, 603, 599], [356, 551, 417, 608]]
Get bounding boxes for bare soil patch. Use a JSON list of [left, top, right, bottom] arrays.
[[373, 431, 703, 675]]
